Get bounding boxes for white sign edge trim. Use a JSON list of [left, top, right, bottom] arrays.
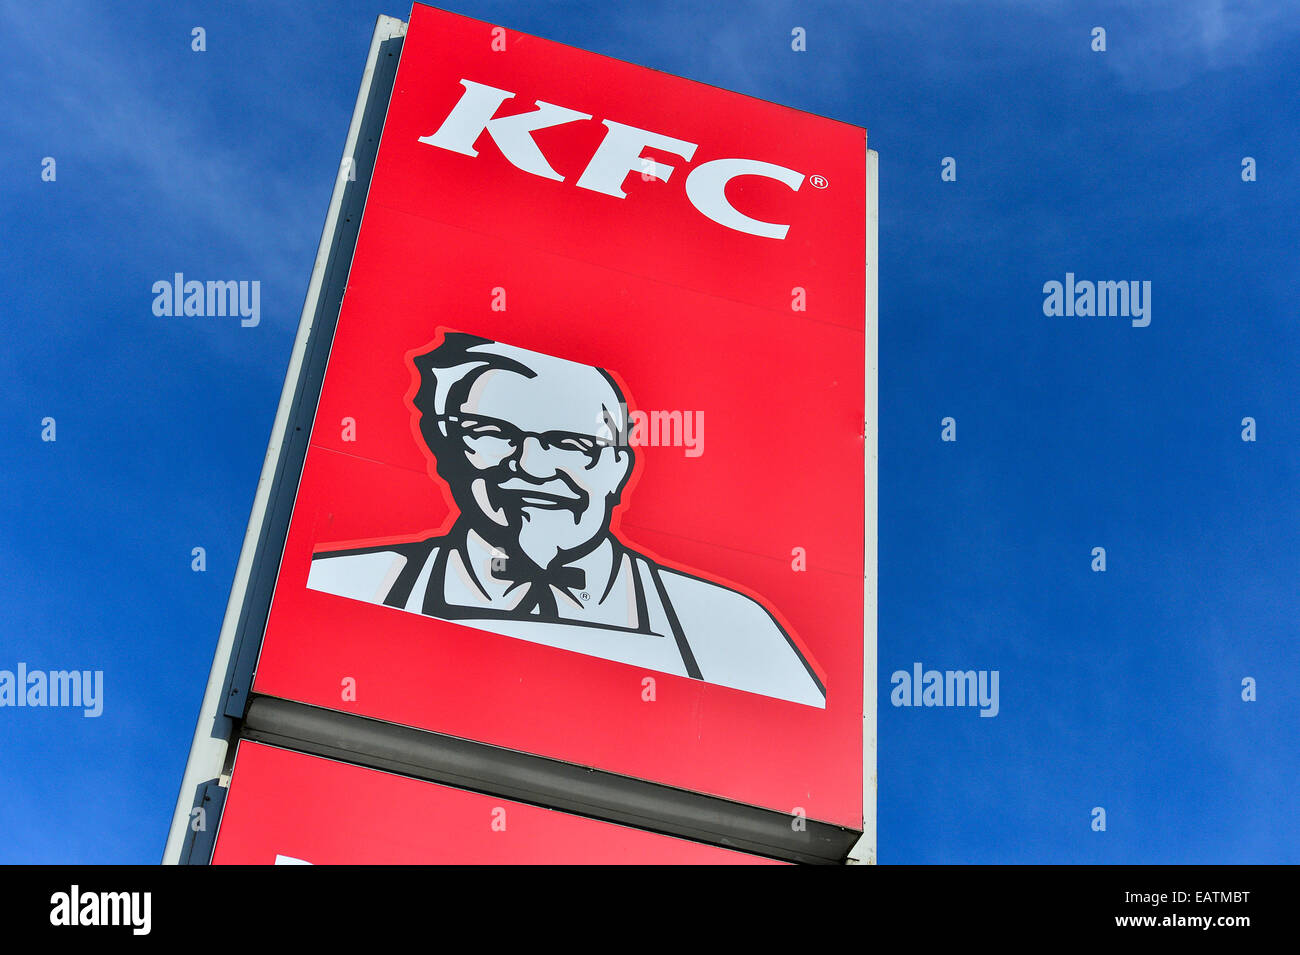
[[848, 144, 879, 865]]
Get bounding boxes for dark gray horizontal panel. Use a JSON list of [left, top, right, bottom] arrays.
[[241, 695, 858, 865]]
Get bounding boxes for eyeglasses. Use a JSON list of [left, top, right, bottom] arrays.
[[437, 413, 617, 462]]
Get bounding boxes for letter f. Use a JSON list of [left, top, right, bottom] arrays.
[[419, 79, 591, 181]]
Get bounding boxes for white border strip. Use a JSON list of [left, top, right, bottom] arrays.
[[849, 145, 879, 865], [162, 14, 409, 864]]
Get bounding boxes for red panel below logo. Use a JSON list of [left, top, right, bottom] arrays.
[[211, 742, 782, 864]]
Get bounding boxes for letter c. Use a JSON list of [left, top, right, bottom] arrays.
[[684, 158, 804, 239]]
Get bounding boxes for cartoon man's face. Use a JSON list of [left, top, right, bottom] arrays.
[[437, 352, 632, 568]]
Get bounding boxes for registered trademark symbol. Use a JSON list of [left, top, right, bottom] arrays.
[[809, 174, 829, 189], [580, 592, 591, 601]]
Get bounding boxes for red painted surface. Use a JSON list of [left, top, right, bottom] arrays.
[[252, 2, 866, 828], [211, 743, 782, 864]]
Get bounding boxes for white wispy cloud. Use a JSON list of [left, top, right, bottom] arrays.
[[0, 0, 331, 303]]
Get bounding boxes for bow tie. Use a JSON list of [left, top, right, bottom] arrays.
[[490, 558, 586, 618]]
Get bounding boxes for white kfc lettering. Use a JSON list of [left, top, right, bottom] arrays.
[[418, 79, 805, 239], [686, 158, 803, 240]]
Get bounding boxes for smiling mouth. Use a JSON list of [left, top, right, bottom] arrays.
[[499, 488, 583, 510]]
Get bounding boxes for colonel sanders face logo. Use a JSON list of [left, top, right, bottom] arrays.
[[306, 331, 826, 708], [411, 333, 634, 573]]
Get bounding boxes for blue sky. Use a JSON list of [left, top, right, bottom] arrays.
[[1, 0, 1296, 863]]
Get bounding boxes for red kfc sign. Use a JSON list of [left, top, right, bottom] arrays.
[[248, 2, 869, 835]]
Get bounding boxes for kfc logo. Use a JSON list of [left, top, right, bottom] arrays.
[[306, 331, 826, 707], [418, 79, 807, 239]]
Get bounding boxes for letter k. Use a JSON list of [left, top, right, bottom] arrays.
[[419, 79, 592, 181]]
